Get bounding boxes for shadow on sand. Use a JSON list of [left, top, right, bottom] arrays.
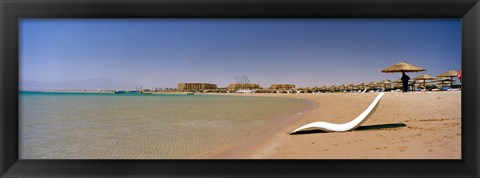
[[289, 123, 407, 135]]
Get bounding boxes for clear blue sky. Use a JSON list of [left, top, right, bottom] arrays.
[[20, 19, 461, 90]]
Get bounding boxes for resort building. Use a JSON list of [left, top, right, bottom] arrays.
[[227, 83, 260, 92], [177, 83, 218, 92], [270, 84, 296, 90]]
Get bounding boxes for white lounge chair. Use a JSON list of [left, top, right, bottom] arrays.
[[290, 93, 384, 134]]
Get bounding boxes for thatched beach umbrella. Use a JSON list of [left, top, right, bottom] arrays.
[[325, 86, 331, 92], [390, 78, 402, 88], [393, 78, 402, 83], [381, 61, 426, 73], [356, 83, 366, 90], [322, 85, 330, 92], [330, 85, 337, 92], [367, 81, 378, 89], [306, 87, 312, 91], [378, 79, 392, 89], [437, 69, 458, 86], [347, 83, 355, 90], [414, 74, 434, 87], [434, 77, 453, 87]]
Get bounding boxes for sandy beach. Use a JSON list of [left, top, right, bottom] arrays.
[[198, 91, 461, 159]]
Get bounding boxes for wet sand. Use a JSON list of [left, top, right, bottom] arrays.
[[199, 91, 461, 159]]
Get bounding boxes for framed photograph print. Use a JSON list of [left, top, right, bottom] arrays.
[[1, 0, 479, 177]]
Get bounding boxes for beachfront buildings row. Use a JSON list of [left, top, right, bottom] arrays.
[[177, 83, 218, 92], [177, 83, 296, 92], [270, 84, 296, 90], [227, 83, 260, 92]]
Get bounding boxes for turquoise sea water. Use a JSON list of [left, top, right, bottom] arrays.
[[19, 91, 311, 159]]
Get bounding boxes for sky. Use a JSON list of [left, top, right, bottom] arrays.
[[20, 19, 461, 90]]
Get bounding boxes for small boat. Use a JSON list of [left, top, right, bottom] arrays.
[[129, 90, 140, 94], [114, 90, 127, 94], [187, 92, 194, 95]]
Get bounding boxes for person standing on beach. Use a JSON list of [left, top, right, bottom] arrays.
[[401, 71, 410, 92]]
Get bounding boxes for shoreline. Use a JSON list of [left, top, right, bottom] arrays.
[[195, 94, 317, 159], [199, 92, 461, 159]]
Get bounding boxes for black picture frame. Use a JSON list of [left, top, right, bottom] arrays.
[[1, 0, 479, 177]]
